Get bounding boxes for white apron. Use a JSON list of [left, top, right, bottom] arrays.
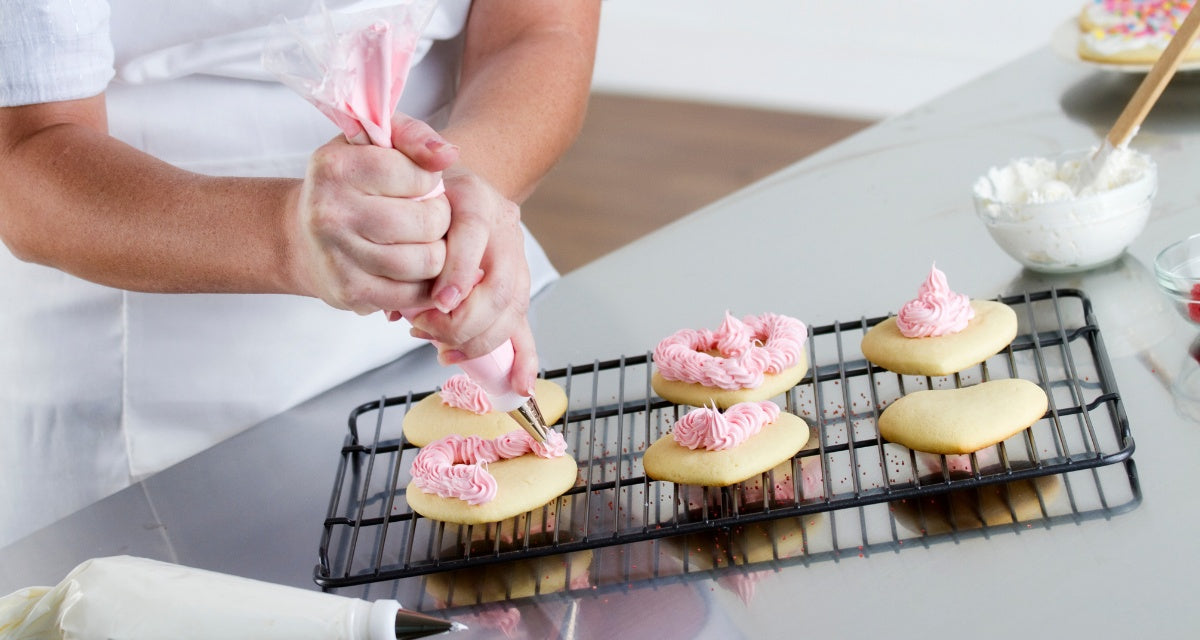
[[0, 0, 559, 547]]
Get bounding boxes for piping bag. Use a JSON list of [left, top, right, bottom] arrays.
[[263, 1, 548, 441], [0, 555, 463, 639]]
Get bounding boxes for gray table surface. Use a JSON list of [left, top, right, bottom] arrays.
[[4, 47, 1199, 639]]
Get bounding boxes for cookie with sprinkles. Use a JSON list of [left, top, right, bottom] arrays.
[[1077, 0, 1200, 64]]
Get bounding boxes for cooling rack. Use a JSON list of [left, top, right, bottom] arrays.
[[315, 289, 1139, 591]]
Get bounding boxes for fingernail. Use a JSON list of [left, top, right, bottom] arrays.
[[440, 349, 466, 365], [426, 138, 458, 154], [409, 328, 433, 341], [386, 310, 403, 322], [523, 381, 537, 397], [434, 285, 462, 313]]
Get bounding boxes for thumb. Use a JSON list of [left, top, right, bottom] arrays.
[[390, 112, 459, 172]]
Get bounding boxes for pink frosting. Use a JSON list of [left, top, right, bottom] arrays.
[[895, 264, 975, 338], [672, 401, 781, 451], [411, 430, 568, 505], [314, 20, 418, 149], [654, 312, 807, 390], [439, 374, 492, 414]]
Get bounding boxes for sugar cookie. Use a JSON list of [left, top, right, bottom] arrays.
[[878, 379, 1049, 455], [652, 312, 809, 408], [861, 266, 1017, 376], [403, 377, 568, 447], [643, 402, 810, 487], [406, 431, 578, 525], [1077, 0, 1200, 65]]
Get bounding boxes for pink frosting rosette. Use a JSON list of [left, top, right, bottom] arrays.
[[895, 264, 976, 338], [439, 374, 492, 414], [672, 401, 781, 452], [411, 430, 568, 505], [654, 312, 807, 390]]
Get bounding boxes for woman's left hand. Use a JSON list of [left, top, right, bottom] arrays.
[[405, 164, 538, 397]]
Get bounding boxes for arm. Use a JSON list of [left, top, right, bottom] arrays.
[[0, 95, 458, 314], [406, 0, 601, 394], [444, 0, 601, 203]]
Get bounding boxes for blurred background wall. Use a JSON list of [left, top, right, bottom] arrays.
[[590, 1, 1081, 119]]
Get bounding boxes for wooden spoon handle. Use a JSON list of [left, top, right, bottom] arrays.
[[1106, 4, 1200, 147]]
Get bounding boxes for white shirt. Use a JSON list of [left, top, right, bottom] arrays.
[[0, 0, 559, 547]]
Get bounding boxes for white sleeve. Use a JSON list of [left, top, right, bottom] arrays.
[[0, 0, 115, 106]]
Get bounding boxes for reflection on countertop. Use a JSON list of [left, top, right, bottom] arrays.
[[1005, 254, 1200, 423]]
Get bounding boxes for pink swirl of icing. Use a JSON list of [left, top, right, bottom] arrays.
[[653, 312, 807, 390], [672, 401, 781, 451], [895, 264, 975, 338], [439, 374, 492, 414], [411, 430, 569, 505]]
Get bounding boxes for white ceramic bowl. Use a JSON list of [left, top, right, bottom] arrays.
[[1154, 233, 1200, 325], [972, 149, 1157, 274]]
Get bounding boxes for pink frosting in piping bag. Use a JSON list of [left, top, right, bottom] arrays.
[[895, 264, 975, 338], [264, 1, 528, 411]]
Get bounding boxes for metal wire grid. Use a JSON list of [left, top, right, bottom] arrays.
[[348, 461, 1140, 614], [315, 289, 1138, 590]]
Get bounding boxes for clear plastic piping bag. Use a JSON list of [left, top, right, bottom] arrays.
[[263, 0, 439, 148]]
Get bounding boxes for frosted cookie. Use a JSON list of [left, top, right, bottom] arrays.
[[861, 265, 1017, 376], [406, 430, 578, 525], [1077, 0, 1200, 64], [643, 401, 809, 487], [878, 378, 1049, 455], [652, 312, 809, 408], [403, 375, 568, 447]]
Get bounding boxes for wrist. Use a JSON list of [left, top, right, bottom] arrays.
[[275, 178, 314, 297]]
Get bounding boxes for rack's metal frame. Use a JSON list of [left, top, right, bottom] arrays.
[[315, 289, 1139, 590]]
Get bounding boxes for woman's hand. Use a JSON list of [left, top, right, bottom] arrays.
[[406, 164, 539, 397], [291, 119, 459, 315]]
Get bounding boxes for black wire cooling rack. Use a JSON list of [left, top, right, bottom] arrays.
[[315, 289, 1140, 591]]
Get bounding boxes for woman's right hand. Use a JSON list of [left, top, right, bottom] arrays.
[[290, 123, 460, 315]]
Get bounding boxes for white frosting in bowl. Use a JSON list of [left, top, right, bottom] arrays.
[[972, 147, 1157, 273]]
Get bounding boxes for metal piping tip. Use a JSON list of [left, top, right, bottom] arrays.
[[508, 396, 550, 443], [395, 608, 464, 639]]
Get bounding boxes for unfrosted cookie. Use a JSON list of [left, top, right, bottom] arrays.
[[862, 300, 1018, 376], [407, 453, 578, 525], [403, 378, 568, 447], [643, 402, 810, 487], [878, 378, 1049, 455], [651, 312, 809, 408]]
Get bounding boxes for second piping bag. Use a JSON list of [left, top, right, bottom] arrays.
[[263, 0, 549, 442]]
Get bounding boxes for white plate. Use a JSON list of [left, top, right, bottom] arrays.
[[1050, 18, 1200, 73]]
